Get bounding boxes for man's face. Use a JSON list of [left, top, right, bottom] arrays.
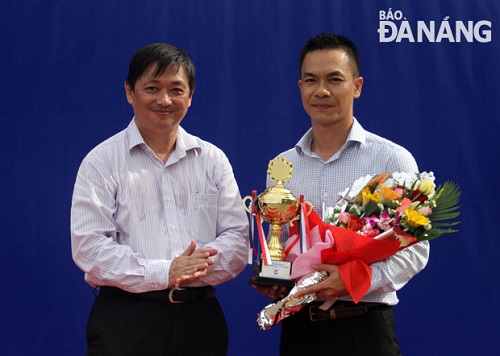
[[125, 64, 193, 133], [298, 49, 363, 126]]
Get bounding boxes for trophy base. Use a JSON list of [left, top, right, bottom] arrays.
[[248, 260, 295, 289]]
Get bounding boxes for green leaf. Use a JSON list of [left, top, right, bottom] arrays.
[[363, 200, 380, 217], [419, 181, 461, 240]]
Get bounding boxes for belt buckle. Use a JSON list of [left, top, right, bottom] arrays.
[[308, 305, 336, 321], [168, 288, 185, 303], [308, 306, 319, 321]]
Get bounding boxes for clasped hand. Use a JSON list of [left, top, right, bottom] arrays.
[[169, 240, 218, 288]]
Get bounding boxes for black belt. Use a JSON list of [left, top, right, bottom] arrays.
[[99, 286, 216, 303], [297, 301, 389, 322]]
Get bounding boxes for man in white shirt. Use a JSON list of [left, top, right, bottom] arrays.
[[71, 43, 249, 355]]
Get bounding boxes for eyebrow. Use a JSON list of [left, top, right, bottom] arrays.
[[303, 70, 344, 78], [144, 77, 187, 86]]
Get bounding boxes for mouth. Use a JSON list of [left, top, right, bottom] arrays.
[[152, 108, 174, 115], [311, 103, 333, 110]]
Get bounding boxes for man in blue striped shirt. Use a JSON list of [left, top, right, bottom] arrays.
[[254, 33, 429, 356]]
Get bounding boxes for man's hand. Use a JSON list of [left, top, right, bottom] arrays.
[[293, 264, 349, 299], [169, 240, 218, 288]]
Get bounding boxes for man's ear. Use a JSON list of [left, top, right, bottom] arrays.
[[124, 81, 134, 104], [353, 76, 363, 98]]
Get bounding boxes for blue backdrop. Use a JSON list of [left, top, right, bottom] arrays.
[[1, 1, 498, 355]]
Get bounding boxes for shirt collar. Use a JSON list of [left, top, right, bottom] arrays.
[[294, 117, 367, 156], [126, 118, 202, 155], [127, 119, 146, 150]]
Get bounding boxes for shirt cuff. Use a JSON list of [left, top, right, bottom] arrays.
[[144, 259, 171, 290]]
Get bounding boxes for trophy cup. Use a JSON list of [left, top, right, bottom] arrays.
[[243, 157, 306, 289]]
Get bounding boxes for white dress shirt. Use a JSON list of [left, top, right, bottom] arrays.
[[71, 119, 249, 293]]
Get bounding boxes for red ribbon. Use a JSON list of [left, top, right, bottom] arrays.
[[304, 210, 415, 303], [253, 202, 271, 265]]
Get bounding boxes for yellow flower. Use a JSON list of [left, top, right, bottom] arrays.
[[418, 179, 435, 195], [405, 208, 429, 228], [358, 187, 381, 206]]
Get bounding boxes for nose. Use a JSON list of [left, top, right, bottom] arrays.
[[157, 91, 173, 106], [315, 86, 331, 97]]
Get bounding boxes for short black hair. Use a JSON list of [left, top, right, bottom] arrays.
[[126, 43, 195, 94], [299, 33, 361, 78]]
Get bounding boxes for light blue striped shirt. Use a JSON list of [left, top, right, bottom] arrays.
[[71, 119, 249, 293], [270, 118, 430, 305]]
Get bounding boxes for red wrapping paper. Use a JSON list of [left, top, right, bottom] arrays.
[[291, 209, 418, 303]]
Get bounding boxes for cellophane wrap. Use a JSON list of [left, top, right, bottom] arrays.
[[257, 271, 327, 330]]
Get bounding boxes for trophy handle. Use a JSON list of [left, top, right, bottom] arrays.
[[304, 201, 314, 216], [242, 196, 253, 214], [289, 201, 313, 227]]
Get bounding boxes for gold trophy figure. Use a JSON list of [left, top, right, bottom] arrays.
[[243, 157, 307, 288]]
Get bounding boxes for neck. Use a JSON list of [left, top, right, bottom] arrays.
[[139, 126, 178, 164], [311, 119, 353, 160]]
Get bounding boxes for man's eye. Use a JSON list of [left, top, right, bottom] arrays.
[[145, 87, 158, 92]]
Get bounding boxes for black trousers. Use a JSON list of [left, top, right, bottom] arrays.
[[86, 291, 228, 356], [280, 305, 401, 356]]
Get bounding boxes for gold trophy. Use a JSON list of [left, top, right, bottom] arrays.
[[243, 157, 307, 288]]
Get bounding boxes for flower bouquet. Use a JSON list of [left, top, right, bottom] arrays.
[[257, 172, 460, 330]]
